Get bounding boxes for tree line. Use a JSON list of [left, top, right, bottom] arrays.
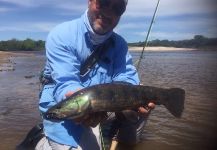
[[0, 35, 216, 51], [128, 35, 217, 48], [0, 38, 45, 51]]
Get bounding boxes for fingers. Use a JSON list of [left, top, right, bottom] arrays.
[[138, 107, 149, 114], [138, 102, 155, 113], [148, 102, 155, 109], [65, 91, 74, 98], [138, 102, 156, 117], [65, 88, 81, 98]]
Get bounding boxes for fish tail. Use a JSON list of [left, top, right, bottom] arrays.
[[164, 88, 185, 118]]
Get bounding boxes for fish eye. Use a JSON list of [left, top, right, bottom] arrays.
[[46, 113, 53, 119]]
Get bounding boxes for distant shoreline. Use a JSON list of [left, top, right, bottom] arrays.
[[1, 45, 217, 54], [128, 46, 197, 52], [128, 46, 217, 52]]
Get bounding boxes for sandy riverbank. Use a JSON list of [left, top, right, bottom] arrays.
[[128, 46, 197, 52]]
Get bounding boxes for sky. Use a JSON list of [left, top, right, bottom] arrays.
[[0, 0, 217, 42]]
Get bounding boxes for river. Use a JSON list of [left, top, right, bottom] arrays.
[[0, 50, 216, 150]]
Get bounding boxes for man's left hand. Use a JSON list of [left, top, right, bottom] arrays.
[[137, 102, 155, 117]]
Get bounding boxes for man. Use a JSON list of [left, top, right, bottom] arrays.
[[37, 0, 155, 149]]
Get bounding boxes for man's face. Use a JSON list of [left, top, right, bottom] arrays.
[[88, 0, 126, 35]]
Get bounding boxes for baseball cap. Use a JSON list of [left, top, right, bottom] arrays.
[[97, 0, 128, 16]]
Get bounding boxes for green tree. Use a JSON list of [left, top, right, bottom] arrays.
[[22, 38, 36, 51]]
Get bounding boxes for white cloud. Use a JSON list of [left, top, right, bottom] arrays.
[[126, 0, 217, 17], [0, 7, 12, 12], [56, 2, 86, 12], [0, 0, 36, 7], [160, 0, 217, 15], [150, 31, 195, 40], [157, 17, 216, 30], [117, 15, 217, 41], [31, 22, 59, 32], [2, 0, 216, 16], [127, 30, 197, 41], [0, 22, 58, 32], [0, 0, 87, 10], [116, 22, 147, 31], [0, 0, 216, 41]]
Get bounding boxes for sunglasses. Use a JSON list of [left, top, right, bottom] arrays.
[[96, 0, 126, 16]]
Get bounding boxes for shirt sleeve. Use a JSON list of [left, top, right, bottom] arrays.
[[45, 25, 84, 103], [112, 37, 140, 85]]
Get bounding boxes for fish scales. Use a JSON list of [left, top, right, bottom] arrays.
[[90, 84, 144, 111], [44, 83, 185, 120]]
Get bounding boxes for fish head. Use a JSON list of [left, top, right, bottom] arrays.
[[45, 94, 91, 120]]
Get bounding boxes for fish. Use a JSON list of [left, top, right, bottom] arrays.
[[44, 83, 185, 120]]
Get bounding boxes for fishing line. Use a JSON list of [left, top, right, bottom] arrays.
[[136, 0, 161, 71], [99, 124, 106, 150]]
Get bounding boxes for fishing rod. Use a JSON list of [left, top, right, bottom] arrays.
[[136, 0, 161, 70]]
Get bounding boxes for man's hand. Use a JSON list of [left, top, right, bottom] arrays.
[[117, 102, 156, 122], [137, 102, 155, 117], [65, 91, 107, 127], [65, 91, 77, 98]]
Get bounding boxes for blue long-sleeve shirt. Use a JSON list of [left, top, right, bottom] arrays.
[[39, 12, 140, 147]]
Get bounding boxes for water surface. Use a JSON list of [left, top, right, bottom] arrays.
[[0, 50, 216, 150], [132, 50, 217, 150]]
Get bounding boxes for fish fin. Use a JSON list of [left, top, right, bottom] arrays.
[[165, 88, 185, 118]]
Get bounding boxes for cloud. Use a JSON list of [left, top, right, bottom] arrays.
[[0, 0, 35, 7], [119, 16, 216, 32], [0, 22, 58, 32], [55, 1, 86, 11], [126, 0, 217, 17], [116, 22, 147, 31], [153, 32, 195, 41], [0, 0, 216, 41], [160, 0, 217, 16], [0, 7, 12, 12], [0, 0, 86, 9], [117, 13, 217, 41]]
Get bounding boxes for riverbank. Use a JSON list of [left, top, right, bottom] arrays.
[[0, 45, 216, 70], [128, 46, 217, 52], [128, 46, 197, 52]]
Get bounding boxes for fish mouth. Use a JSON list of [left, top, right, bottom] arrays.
[[44, 112, 63, 120], [44, 111, 85, 121]]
